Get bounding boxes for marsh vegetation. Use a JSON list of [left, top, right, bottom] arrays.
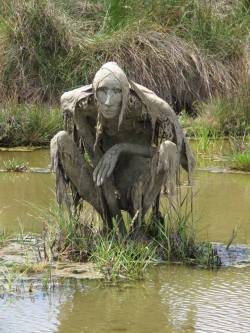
[[0, 0, 249, 282]]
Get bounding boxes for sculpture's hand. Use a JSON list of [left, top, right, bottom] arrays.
[[93, 144, 122, 186]]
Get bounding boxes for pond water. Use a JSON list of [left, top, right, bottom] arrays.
[[1, 266, 250, 333], [0, 149, 250, 333], [0, 149, 249, 243]]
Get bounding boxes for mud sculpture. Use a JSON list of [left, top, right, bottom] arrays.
[[50, 62, 195, 235]]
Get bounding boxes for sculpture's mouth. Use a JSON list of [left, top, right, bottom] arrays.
[[100, 106, 119, 118]]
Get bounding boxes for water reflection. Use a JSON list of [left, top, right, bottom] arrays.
[[55, 266, 250, 333], [0, 289, 70, 333], [1, 265, 250, 333]]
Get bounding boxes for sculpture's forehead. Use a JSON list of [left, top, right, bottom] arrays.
[[93, 65, 129, 91], [97, 74, 122, 88]]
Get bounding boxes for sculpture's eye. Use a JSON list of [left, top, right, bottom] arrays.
[[113, 88, 122, 94], [97, 87, 108, 93]]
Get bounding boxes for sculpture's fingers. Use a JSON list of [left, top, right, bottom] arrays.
[[100, 160, 110, 179], [97, 162, 110, 186], [106, 157, 117, 177], [93, 159, 103, 182], [93, 166, 98, 182]]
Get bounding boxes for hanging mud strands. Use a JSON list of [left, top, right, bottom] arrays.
[[51, 62, 195, 235]]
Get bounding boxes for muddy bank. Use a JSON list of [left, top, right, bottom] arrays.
[[1, 237, 250, 294], [0, 238, 103, 295]]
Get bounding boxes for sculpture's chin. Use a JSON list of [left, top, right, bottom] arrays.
[[100, 108, 119, 119]]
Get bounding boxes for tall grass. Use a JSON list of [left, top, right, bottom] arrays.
[[228, 136, 250, 171], [91, 234, 157, 280], [41, 190, 220, 281], [195, 75, 250, 136], [147, 190, 220, 267], [0, 103, 62, 146], [230, 149, 250, 171], [1, 0, 248, 112]]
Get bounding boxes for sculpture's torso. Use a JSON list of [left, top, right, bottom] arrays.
[[76, 90, 154, 206]]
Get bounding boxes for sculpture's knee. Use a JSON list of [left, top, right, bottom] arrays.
[[158, 140, 178, 196], [50, 131, 71, 172], [158, 140, 177, 172]]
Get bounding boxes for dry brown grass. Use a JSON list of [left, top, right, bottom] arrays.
[[0, 0, 247, 114], [107, 31, 236, 113]]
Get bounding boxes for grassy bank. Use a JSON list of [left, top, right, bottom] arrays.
[[0, 103, 62, 146], [0, 1, 248, 147], [40, 191, 220, 281], [229, 136, 250, 171], [0, 1, 249, 105], [0, 1, 249, 145]]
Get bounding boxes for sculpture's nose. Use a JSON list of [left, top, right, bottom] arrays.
[[104, 91, 112, 106]]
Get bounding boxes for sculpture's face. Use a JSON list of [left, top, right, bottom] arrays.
[[96, 75, 122, 119]]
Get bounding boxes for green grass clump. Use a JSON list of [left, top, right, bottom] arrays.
[[147, 193, 220, 267], [91, 234, 156, 280], [0, 103, 62, 146], [42, 190, 220, 281], [43, 206, 157, 279], [42, 207, 96, 262], [230, 150, 250, 171], [185, 75, 250, 138], [2, 158, 29, 172]]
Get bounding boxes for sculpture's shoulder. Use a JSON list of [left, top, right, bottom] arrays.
[[126, 89, 144, 115], [60, 84, 94, 114], [130, 81, 173, 115]]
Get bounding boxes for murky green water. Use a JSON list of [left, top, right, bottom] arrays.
[[0, 149, 249, 243], [1, 265, 250, 333], [0, 149, 250, 333], [0, 150, 54, 233]]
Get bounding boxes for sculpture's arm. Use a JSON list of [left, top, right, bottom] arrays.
[[150, 104, 195, 182], [73, 99, 103, 166], [93, 143, 156, 186]]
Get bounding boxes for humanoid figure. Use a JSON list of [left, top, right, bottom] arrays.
[[51, 62, 195, 235]]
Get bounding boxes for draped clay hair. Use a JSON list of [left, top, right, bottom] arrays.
[[92, 62, 130, 130]]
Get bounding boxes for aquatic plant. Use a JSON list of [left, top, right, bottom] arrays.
[[40, 187, 220, 281], [147, 190, 220, 267], [229, 148, 250, 171], [227, 136, 250, 171], [0, 228, 7, 247], [41, 206, 98, 262], [90, 234, 157, 280], [3, 158, 29, 172], [0, 266, 23, 294]]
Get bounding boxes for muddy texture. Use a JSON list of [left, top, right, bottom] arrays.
[[50, 63, 195, 234]]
